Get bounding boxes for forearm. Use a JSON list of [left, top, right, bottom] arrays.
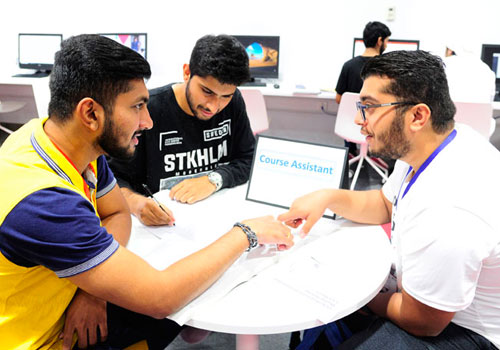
[[217, 154, 253, 189], [100, 208, 131, 246], [154, 227, 249, 315], [73, 228, 249, 319], [327, 189, 391, 224], [120, 187, 143, 217]]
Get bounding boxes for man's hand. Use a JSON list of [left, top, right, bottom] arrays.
[[241, 216, 294, 250], [277, 190, 334, 237], [127, 191, 175, 226], [169, 176, 216, 204], [60, 289, 108, 350]]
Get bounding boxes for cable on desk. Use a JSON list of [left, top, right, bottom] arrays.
[[321, 105, 336, 116]]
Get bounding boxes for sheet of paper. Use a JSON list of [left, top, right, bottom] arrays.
[[168, 244, 280, 325], [274, 224, 390, 324]]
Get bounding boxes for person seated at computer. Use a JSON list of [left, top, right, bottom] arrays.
[[443, 40, 496, 103], [335, 21, 391, 156], [109, 34, 255, 227], [279, 50, 500, 349]]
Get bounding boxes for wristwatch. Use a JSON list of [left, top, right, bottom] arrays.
[[207, 171, 223, 191]]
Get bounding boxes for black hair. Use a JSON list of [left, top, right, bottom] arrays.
[[48, 34, 151, 121], [189, 34, 250, 86], [361, 50, 456, 134], [363, 21, 391, 48]]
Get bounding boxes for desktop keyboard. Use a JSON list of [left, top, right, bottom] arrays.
[[241, 82, 267, 87], [12, 72, 50, 78]]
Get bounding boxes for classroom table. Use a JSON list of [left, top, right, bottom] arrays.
[[126, 184, 393, 350]]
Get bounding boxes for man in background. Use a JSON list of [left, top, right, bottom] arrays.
[[335, 21, 391, 156], [109, 34, 255, 227], [444, 41, 496, 103]]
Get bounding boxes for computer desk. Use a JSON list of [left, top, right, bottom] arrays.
[[126, 184, 392, 350]]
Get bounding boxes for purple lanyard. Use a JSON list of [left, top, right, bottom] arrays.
[[401, 129, 457, 199]]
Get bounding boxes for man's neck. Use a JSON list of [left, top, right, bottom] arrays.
[[362, 47, 380, 57], [43, 118, 98, 174], [403, 127, 455, 174], [172, 83, 193, 116]]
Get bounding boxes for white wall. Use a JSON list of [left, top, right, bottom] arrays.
[[2, 0, 500, 89]]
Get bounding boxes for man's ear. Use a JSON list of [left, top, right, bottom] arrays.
[[376, 36, 383, 48], [75, 98, 104, 132], [182, 64, 191, 83], [408, 104, 432, 132]]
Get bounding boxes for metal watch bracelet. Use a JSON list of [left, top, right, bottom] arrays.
[[233, 222, 258, 251]]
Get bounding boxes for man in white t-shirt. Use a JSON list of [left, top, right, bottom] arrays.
[[444, 43, 496, 103], [279, 50, 500, 349]]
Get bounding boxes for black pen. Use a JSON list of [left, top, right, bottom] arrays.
[[142, 184, 174, 225]]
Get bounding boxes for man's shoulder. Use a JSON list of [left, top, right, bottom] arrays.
[[149, 83, 175, 98], [344, 55, 371, 67], [220, 88, 245, 116]]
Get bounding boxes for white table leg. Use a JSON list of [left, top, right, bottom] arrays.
[[236, 334, 259, 350]]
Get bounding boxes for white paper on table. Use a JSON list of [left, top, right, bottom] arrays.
[[276, 252, 341, 323], [168, 244, 280, 325], [274, 224, 387, 324]]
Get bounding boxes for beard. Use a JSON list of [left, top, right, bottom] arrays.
[[96, 114, 137, 160], [185, 78, 217, 120], [368, 112, 411, 160], [185, 78, 198, 117]]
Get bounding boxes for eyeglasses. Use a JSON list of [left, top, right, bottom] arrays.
[[356, 101, 416, 122]]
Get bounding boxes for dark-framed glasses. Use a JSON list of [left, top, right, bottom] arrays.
[[356, 101, 417, 122]]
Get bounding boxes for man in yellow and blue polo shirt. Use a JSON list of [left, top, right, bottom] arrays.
[[0, 34, 294, 350]]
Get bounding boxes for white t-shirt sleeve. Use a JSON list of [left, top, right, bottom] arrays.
[[401, 205, 491, 312]]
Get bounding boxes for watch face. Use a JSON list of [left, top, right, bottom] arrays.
[[209, 172, 222, 190]]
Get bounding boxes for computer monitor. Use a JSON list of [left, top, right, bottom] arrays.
[[481, 44, 500, 80], [481, 44, 500, 101], [99, 33, 147, 59], [16, 33, 63, 77], [232, 35, 280, 86], [352, 38, 420, 57]]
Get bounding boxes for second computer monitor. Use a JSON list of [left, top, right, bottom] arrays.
[[233, 35, 280, 83], [99, 33, 147, 59], [352, 38, 420, 57], [481, 44, 500, 80], [18, 33, 63, 76]]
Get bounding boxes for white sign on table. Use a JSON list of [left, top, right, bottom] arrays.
[[246, 135, 348, 218]]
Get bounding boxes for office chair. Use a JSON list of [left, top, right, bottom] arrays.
[[334, 92, 388, 190], [239, 88, 270, 135], [453, 101, 495, 139]]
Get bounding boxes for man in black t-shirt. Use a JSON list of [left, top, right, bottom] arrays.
[[109, 35, 254, 226], [335, 22, 391, 155]]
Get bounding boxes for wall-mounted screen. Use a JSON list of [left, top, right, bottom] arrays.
[[352, 38, 420, 57], [99, 33, 147, 59], [232, 35, 280, 84], [17, 33, 63, 76]]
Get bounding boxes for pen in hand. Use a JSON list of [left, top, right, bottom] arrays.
[[142, 184, 175, 225]]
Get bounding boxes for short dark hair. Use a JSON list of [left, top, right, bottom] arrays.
[[48, 34, 151, 121], [189, 34, 250, 86], [361, 50, 456, 134], [363, 21, 391, 48]]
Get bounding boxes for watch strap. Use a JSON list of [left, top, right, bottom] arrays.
[[233, 222, 258, 251]]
